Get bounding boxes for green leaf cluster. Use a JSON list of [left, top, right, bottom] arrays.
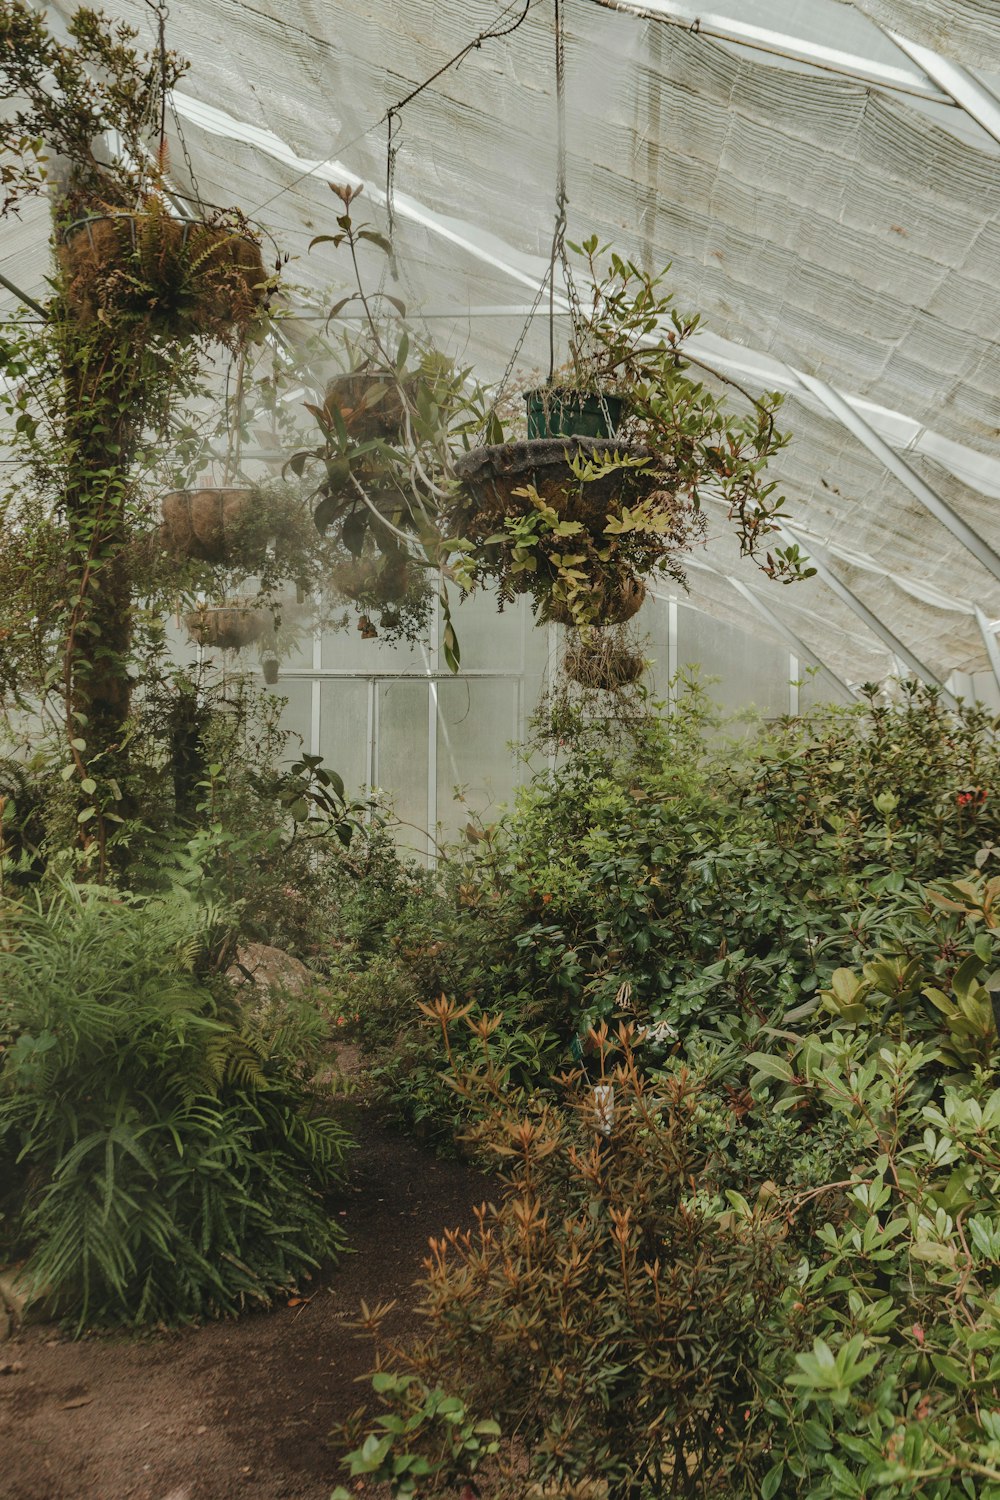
[[0, 881, 351, 1329]]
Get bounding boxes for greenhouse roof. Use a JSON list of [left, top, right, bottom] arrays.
[[4, 0, 1000, 693]]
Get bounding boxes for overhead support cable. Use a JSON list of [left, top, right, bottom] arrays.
[[796, 372, 1000, 588], [723, 575, 860, 701], [974, 606, 1000, 696], [778, 525, 959, 708], [883, 28, 1000, 149], [584, 0, 949, 101]]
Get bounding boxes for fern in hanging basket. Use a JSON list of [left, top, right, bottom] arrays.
[[58, 199, 269, 345]]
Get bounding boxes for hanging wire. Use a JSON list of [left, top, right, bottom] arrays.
[[480, 0, 581, 434], [248, 0, 536, 220], [548, 0, 568, 383], [384, 108, 401, 277]]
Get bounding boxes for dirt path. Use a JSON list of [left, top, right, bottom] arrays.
[[0, 1115, 487, 1500]]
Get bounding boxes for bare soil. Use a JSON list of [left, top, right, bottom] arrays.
[[0, 1109, 487, 1500]]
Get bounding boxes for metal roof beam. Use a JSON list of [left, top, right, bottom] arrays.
[[779, 525, 960, 709], [796, 371, 1000, 587], [885, 29, 1000, 149], [975, 606, 1000, 697], [586, 0, 948, 101], [724, 575, 859, 701], [0, 271, 46, 318]]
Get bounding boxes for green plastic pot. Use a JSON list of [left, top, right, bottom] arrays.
[[525, 387, 623, 440]]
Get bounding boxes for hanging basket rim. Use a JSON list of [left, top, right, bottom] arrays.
[[161, 484, 257, 502], [455, 436, 654, 485], [58, 211, 262, 251]]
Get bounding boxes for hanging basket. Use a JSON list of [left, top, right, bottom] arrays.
[[324, 369, 418, 443], [58, 211, 267, 339], [160, 487, 261, 565], [184, 604, 271, 650], [548, 574, 647, 628], [454, 437, 658, 538], [261, 650, 280, 685], [331, 554, 413, 605], [563, 629, 645, 690], [454, 438, 663, 625]]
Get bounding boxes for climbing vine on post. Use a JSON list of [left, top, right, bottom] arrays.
[[0, 2, 274, 875]]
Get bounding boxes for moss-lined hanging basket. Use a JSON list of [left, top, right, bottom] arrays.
[[454, 436, 665, 626], [323, 368, 420, 444], [563, 629, 645, 690], [59, 210, 267, 340], [184, 604, 271, 651], [160, 487, 260, 565], [454, 436, 655, 527], [547, 574, 646, 627]]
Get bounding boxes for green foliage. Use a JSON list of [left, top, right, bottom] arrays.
[[348, 1021, 787, 1498], [331, 1372, 503, 1500], [318, 679, 1000, 1497], [457, 239, 808, 628], [0, 882, 351, 1329], [739, 1029, 1000, 1497], [0, 2, 187, 213]]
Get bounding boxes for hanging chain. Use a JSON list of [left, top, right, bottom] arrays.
[[167, 93, 204, 212], [548, 0, 568, 383], [550, 0, 611, 423], [477, 264, 552, 440], [374, 106, 400, 305], [481, 0, 569, 435], [141, 0, 204, 211], [385, 109, 400, 255]]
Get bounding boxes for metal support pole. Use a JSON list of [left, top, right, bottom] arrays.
[[779, 526, 960, 709], [725, 574, 858, 702], [797, 372, 1000, 587]]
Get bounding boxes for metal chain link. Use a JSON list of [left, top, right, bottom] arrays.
[[167, 93, 204, 213], [477, 264, 552, 440]]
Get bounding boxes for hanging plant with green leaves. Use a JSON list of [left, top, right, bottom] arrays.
[[288, 182, 496, 666], [453, 237, 813, 628], [0, 1, 279, 876]]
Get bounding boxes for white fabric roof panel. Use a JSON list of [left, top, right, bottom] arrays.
[[853, 0, 1000, 72], [3, 0, 1000, 692]]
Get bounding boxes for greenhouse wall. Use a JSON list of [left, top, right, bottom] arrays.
[[165, 588, 856, 861]]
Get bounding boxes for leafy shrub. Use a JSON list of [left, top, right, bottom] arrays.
[[353, 1015, 788, 1498], [482, 683, 999, 1028], [0, 882, 351, 1329], [744, 1029, 1000, 1498]]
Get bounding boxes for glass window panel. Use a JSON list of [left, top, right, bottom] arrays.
[[676, 604, 790, 719], [376, 680, 431, 858], [318, 680, 371, 794], [631, 593, 670, 701], [270, 678, 313, 758], [320, 591, 433, 672], [436, 679, 520, 841], [449, 588, 526, 672], [799, 667, 856, 713]]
